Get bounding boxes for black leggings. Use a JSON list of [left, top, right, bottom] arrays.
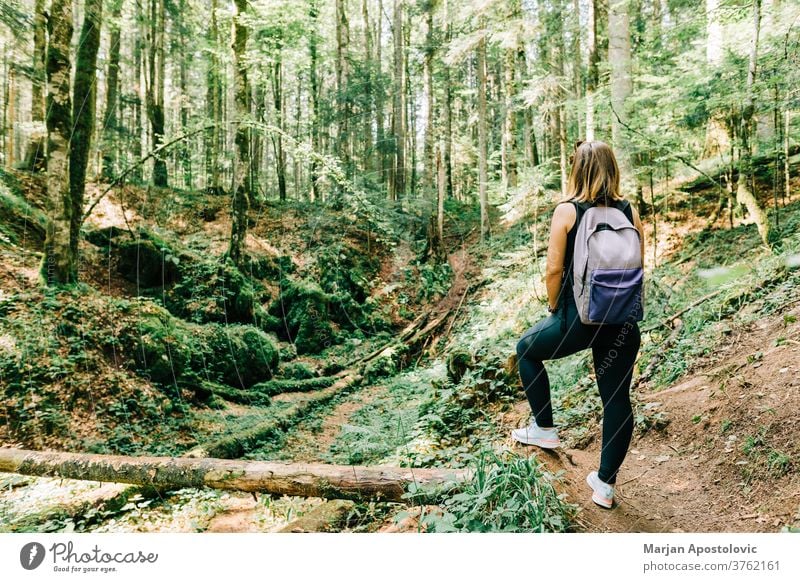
[[516, 300, 641, 484]]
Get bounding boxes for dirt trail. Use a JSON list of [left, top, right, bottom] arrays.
[[508, 303, 800, 532]]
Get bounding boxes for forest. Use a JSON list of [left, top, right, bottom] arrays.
[[0, 0, 799, 533]]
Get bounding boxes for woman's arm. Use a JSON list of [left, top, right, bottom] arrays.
[[545, 203, 576, 311]]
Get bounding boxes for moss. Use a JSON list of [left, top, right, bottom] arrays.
[[196, 324, 279, 388], [268, 277, 337, 355], [249, 376, 336, 396], [278, 361, 317, 380]]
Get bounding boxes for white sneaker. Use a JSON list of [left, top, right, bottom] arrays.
[[586, 471, 615, 509], [510, 420, 561, 449]]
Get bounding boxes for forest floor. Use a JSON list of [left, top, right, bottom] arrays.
[[2, 165, 800, 533]]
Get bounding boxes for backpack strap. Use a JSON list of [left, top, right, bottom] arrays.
[[616, 199, 635, 226]]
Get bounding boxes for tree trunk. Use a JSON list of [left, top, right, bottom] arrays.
[[178, 0, 192, 189], [390, 0, 406, 201], [131, 4, 144, 183], [228, 0, 251, 266], [423, 0, 435, 197], [146, 0, 168, 187], [69, 0, 103, 269], [477, 29, 490, 241], [272, 52, 287, 201], [441, 0, 454, 198], [0, 448, 467, 503], [101, 0, 122, 181], [572, 0, 583, 140], [361, 0, 374, 174], [502, 45, 518, 190], [205, 0, 222, 193], [42, 0, 74, 285], [308, 0, 320, 202], [608, 0, 635, 197], [31, 0, 46, 123], [586, 0, 598, 140], [738, 0, 770, 246], [335, 0, 351, 171]]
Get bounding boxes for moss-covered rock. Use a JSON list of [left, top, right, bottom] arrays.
[[268, 277, 337, 355], [197, 324, 279, 388]]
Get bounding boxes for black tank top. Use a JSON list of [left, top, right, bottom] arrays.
[[557, 198, 634, 308]]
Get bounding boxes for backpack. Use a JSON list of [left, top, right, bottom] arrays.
[[571, 199, 644, 325]]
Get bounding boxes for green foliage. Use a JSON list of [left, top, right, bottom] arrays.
[[249, 375, 336, 396], [405, 260, 452, 302], [406, 450, 576, 533], [268, 277, 337, 354], [278, 361, 317, 380]]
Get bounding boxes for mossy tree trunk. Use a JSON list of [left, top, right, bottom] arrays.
[[145, 0, 168, 187], [69, 0, 103, 267], [228, 0, 251, 267], [42, 0, 75, 285]]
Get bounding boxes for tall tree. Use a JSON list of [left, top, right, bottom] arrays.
[[69, 0, 103, 264], [42, 0, 74, 285], [31, 0, 46, 123], [477, 26, 490, 241], [228, 0, 252, 266], [101, 0, 122, 180], [608, 0, 635, 198], [308, 0, 321, 202], [737, 0, 770, 246], [389, 0, 406, 201], [336, 0, 351, 170], [586, 0, 599, 140], [205, 0, 223, 194], [145, 0, 168, 187], [422, 0, 436, 197]]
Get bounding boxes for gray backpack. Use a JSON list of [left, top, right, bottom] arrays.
[[572, 199, 644, 325]]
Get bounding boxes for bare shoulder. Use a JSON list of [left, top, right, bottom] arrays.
[[553, 201, 576, 230]]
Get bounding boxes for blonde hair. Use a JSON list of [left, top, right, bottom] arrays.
[[566, 140, 623, 204]]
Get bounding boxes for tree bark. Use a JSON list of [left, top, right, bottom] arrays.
[[308, 0, 321, 202], [42, 0, 75, 285], [69, 0, 103, 270], [738, 0, 770, 246], [477, 29, 490, 241], [228, 0, 252, 266], [441, 0, 453, 198], [336, 0, 351, 171], [423, 0, 436, 197], [146, 0, 168, 187], [31, 0, 46, 123], [0, 448, 468, 503], [389, 0, 406, 201], [205, 0, 223, 193], [586, 0, 598, 140], [609, 0, 635, 197], [101, 0, 122, 181], [271, 50, 287, 201]]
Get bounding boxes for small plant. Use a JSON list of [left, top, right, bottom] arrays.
[[767, 450, 791, 477], [720, 419, 732, 433], [405, 449, 577, 533], [691, 414, 702, 424], [784, 314, 797, 326]]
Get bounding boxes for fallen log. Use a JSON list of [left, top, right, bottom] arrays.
[[0, 448, 468, 502]]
